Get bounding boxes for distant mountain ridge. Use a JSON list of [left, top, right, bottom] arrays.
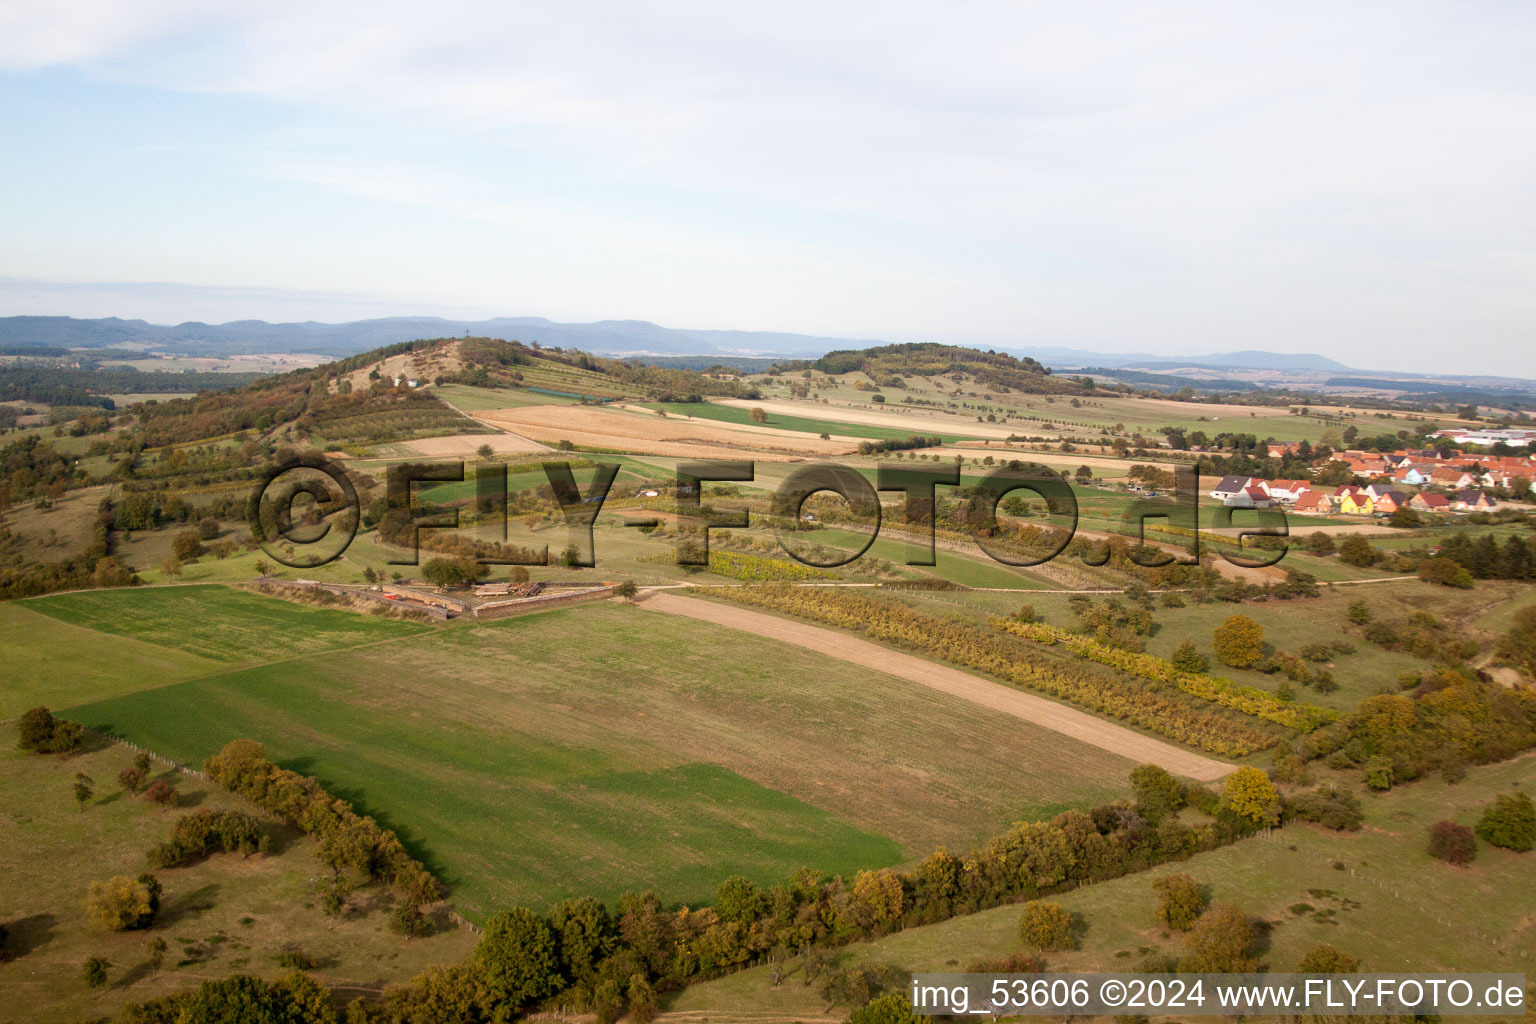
[[0, 315, 863, 359], [5, 315, 1534, 394]]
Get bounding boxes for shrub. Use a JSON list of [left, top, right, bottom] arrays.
[[151, 809, 267, 867], [86, 874, 161, 932], [1179, 904, 1257, 973], [1346, 599, 1372, 625], [1338, 535, 1377, 567], [1130, 764, 1187, 824], [1152, 874, 1206, 931], [1475, 792, 1536, 852], [1427, 821, 1477, 865], [1170, 639, 1209, 674], [16, 707, 82, 753], [847, 992, 921, 1024], [1212, 615, 1264, 669], [1296, 943, 1361, 972], [1019, 901, 1076, 952], [1283, 786, 1363, 831]]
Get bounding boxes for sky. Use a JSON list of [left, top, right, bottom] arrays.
[[1, 2, 1533, 375]]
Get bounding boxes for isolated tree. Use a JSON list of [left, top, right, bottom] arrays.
[[1220, 767, 1280, 827], [749, 407, 769, 423], [1170, 639, 1209, 674], [147, 936, 168, 974], [1152, 874, 1206, 931], [1212, 614, 1264, 669], [73, 772, 94, 812], [1389, 506, 1421, 528], [1428, 821, 1477, 865], [476, 443, 495, 460], [1130, 764, 1186, 823], [1417, 557, 1465, 587], [17, 706, 81, 753], [1338, 534, 1377, 567], [86, 874, 160, 932], [172, 529, 204, 561], [143, 778, 179, 808], [1476, 792, 1536, 852], [118, 762, 148, 795], [83, 956, 109, 989], [1179, 904, 1256, 973], [1304, 532, 1336, 555], [1018, 901, 1076, 952], [615, 580, 638, 600], [1297, 943, 1360, 973]]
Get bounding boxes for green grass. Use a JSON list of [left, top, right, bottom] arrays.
[[23, 585, 431, 663], [52, 592, 1132, 918], [669, 752, 1536, 1017], [0, 603, 223, 717], [0, 724, 476, 1024], [650, 400, 986, 444]]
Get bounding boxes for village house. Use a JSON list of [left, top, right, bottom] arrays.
[[1371, 491, 1410, 515], [1209, 475, 1252, 501], [1452, 489, 1497, 511], [1225, 485, 1274, 509], [1429, 467, 1477, 490], [1292, 489, 1332, 515], [1410, 492, 1451, 513], [1264, 479, 1309, 503], [1333, 486, 1375, 516]]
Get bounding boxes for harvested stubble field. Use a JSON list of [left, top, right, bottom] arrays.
[[44, 587, 1134, 919], [475, 404, 857, 459], [402, 431, 550, 457]]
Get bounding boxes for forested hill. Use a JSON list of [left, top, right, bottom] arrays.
[[810, 342, 1087, 395]]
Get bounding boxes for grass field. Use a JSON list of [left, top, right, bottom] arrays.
[[23, 585, 431, 663], [46, 589, 1134, 920], [669, 752, 1536, 1017], [0, 723, 476, 1024], [646, 400, 986, 444]]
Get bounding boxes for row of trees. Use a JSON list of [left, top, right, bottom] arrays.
[[112, 764, 1276, 1024], [203, 740, 440, 910], [712, 585, 1282, 756]]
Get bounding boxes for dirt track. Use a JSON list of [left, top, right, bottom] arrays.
[[640, 592, 1235, 782]]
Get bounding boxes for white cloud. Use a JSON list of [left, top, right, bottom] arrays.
[[1, 1, 1533, 371]]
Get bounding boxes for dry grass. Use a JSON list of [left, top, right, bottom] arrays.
[[476, 405, 854, 460]]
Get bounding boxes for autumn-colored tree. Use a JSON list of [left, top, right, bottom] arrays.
[[172, 529, 204, 561], [749, 407, 769, 423], [143, 778, 179, 808], [118, 763, 147, 795], [1018, 901, 1076, 952], [848, 992, 921, 1024], [86, 874, 161, 932], [1297, 943, 1360, 973], [1428, 821, 1477, 865], [1179, 904, 1256, 972], [1152, 873, 1206, 931], [1212, 614, 1264, 668], [1220, 766, 1280, 827]]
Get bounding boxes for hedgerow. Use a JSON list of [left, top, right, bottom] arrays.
[[996, 619, 1337, 732], [705, 586, 1281, 756]]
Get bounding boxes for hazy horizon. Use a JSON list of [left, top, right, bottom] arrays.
[[3, 4, 1533, 375]]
